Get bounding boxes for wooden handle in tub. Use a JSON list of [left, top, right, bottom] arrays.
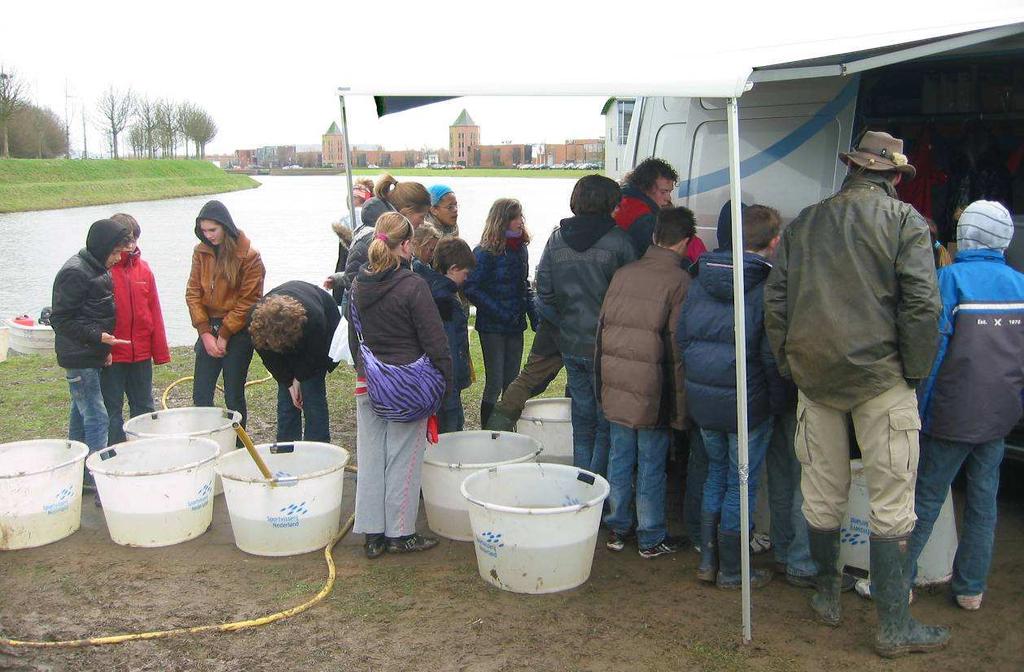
[[232, 422, 276, 487]]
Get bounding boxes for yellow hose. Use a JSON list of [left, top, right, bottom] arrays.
[[0, 514, 354, 648], [160, 375, 273, 410]]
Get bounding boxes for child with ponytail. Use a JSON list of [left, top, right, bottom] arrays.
[[348, 212, 452, 558]]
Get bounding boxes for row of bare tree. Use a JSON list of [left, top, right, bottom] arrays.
[[0, 65, 218, 160], [96, 87, 218, 160]]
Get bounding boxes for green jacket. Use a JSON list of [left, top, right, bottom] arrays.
[[764, 173, 940, 409]]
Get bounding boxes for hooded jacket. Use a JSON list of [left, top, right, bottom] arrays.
[[464, 242, 535, 334], [678, 250, 787, 433], [253, 281, 342, 385], [414, 260, 472, 393], [186, 200, 266, 340], [919, 249, 1024, 443], [536, 214, 637, 357], [764, 174, 940, 409], [51, 218, 129, 369], [597, 245, 691, 430], [110, 247, 171, 365], [347, 260, 452, 392], [615, 184, 708, 262], [341, 197, 396, 291]]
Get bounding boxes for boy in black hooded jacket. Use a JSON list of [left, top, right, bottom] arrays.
[[51, 218, 132, 484]]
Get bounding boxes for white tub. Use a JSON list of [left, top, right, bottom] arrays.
[[421, 431, 542, 541], [123, 407, 242, 495], [0, 440, 89, 550], [461, 463, 609, 594], [4, 319, 55, 356], [216, 442, 350, 557], [839, 459, 957, 585], [87, 437, 220, 547], [516, 398, 573, 465]]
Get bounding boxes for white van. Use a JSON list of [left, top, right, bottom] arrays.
[[620, 32, 1024, 251]]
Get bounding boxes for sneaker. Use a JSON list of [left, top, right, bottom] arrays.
[[364, 533, 387, 559], [606, 530, 633, 552], [955, 594, 983, 611], [854, 579, 914, 604], [386, 534, 439, 554], [639, 535, 683, 559], [749, 531, 772, 555]]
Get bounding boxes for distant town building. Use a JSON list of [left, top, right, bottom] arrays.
[[234, 149, 256, 169], [295, 144, 323, 168], [449, 109, 479, 167], [322, 122, 346, 168], [255, 145, 296, 168], [603, 98, 634, 178], [474, 143, 532, 168]]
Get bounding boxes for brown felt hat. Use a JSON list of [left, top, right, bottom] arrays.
[[840, 131, 916, 180]]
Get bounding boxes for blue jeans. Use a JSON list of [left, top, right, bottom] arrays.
[[562, 354, 609, 476], [700, 418, 773, 533], [683, 429, 708, 543], [604, 422, 670, 548], [276, 374, 330, 442], [66, 367, 108, 484], [438, 391, 465, 434], [100, 360, 155, 445], [766, 410, 816, 577], [909, 435, 1004, 597], [193, 326, 254, 427]]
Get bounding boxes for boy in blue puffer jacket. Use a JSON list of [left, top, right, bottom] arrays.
[[678, 204, 787, 590], [416, 238, 477, 433]]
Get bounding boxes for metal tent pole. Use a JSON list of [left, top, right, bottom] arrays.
[[726, 96, 752, 644], [337, 91, 357, 230]]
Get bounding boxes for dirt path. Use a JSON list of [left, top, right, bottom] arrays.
[[2, 471, 1022, 672]]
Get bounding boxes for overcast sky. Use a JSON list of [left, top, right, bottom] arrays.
[[4, 1, 1022, 156]]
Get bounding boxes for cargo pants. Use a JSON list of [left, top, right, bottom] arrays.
[[795, 381, 920, 538]]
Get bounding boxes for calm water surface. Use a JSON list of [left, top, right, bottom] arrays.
[[0, 175, 578, 346]]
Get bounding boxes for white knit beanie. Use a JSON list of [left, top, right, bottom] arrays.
[[957, 200, 1013, 252]]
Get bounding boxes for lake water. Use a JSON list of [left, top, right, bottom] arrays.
[[0, 175, 579, 346]]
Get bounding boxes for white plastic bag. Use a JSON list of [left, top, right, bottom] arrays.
[[329, 308, 354, 365]]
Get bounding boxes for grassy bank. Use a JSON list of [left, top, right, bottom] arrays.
[[350, 168, 600, 179], [0, 159, 260, 213], [0, 328, 565, 446]]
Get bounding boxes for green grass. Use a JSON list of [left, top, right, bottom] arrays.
[[0, 326, 566, 447], [350, 168, 601, 179], [0, 159, 259, 213]]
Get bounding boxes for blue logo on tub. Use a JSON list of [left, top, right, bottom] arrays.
[[267, 501, 308, 528], [43, 486, 74, 515], [187, 483, 213, 511], [475, 530, 505, 558], [841, 516, 870, 546]]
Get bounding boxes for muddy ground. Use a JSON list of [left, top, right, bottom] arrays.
[[2, 463, 1022, 672]]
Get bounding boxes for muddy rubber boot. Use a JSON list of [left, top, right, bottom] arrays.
[[479, 402, 495, 430], [484, 405, 518, 432], [808, 526, 843, 627], [696, 513, 719, 583], [716, 530, 772, 590], [871, 535, 950, 658]]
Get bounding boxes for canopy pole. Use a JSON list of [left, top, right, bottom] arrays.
[[726, 96, 752, 644], [337, 92, 357, 230]]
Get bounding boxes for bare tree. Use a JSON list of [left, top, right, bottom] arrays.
[[175, 102, 198, 159], [128, 123, 146, 158], [95, 86, 134, 159], [0, 66, 27, 158], [184, 106, 217, 159], [154, 99, 176, 157], [134, 96, 159, 158]]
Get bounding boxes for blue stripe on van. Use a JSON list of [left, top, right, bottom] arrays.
[[676, 80, 859, 198]]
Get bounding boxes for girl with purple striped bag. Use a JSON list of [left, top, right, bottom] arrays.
[[347, 212, 453, 558]]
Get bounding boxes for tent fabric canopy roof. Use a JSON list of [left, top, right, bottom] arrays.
[[347, 18, 1024, 116]]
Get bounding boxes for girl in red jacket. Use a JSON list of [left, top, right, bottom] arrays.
[[100, 213, 171, 444]]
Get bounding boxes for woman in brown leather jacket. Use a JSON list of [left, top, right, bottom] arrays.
[[185, 200, 266, 427]]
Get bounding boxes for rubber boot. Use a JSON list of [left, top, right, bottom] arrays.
[[484, 405, 518, 432], [696, 513, 719, 583], [479, 402, 495, 430], [808, 526, 843, 627], [716, 530, 772, 590], [871, 535, 950, 658]]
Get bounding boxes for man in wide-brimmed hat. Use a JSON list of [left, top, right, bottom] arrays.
[[763, 131, 948, 658]]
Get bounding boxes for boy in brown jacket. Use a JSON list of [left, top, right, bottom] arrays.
[[597, 207, 695, 557]]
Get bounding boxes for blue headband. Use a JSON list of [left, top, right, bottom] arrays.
[[428, 184, 453, 206]]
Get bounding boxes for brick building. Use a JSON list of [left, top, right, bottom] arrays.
[[322, 121, 346, 168], [449, 109, 479, 167], [473, 144, 532, 168]]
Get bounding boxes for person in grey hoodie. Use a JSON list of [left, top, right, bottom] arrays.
[[536, 175, 636, 476]]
